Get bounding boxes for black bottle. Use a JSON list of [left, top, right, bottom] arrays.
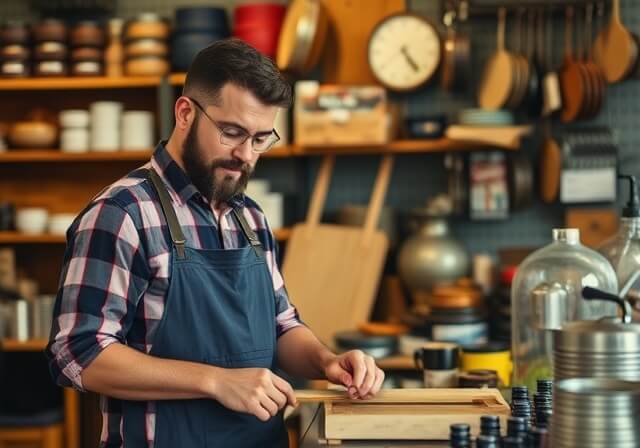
[[450, 423, 471, 448], [527, 426, 548, 448], [480, 415, 501, 438], [507, 416, 528, 440], [502, 435, 525, 447], [476, 434, 499, 448]]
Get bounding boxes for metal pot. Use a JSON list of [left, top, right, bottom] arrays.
[[397, 209, 469, 293]]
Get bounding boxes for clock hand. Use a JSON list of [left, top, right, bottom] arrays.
[[400, 46, 419, 72]]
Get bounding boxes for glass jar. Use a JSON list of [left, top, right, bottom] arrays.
[[511, 228, 618, 389]]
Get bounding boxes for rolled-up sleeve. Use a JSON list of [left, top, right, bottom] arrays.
[[267, 234, 303, 338], [46, 199, 150, 391]]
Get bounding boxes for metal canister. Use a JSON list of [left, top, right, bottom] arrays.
[[553, 320, 640, 381], [551, 378, 640, 448]]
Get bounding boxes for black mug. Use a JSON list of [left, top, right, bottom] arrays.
[[0, 202, 15, 231]]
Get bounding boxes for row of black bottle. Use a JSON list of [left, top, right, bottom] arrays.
[[449, 380, 552, 447]]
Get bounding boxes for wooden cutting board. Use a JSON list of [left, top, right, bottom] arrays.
[[295, 388, 510, 442], [282, 155, 393, 346]]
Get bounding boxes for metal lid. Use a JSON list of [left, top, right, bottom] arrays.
[[554, 320, 640, 353], [552, 228, 580, 244]]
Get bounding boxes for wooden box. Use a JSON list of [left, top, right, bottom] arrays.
[[294, 82, 394, 147], [298, 388, 510, 443]]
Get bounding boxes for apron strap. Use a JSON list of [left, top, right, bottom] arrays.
[[232, 208, 265, 260], [146, 169, 187, 260]]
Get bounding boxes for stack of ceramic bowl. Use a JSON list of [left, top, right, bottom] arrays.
[[458, 109, 514, 127], [59, 109, 90, 153], [33, 18, 68, 77], [124, 13, 170, 76], [121, 111, 154, 150], [70, 21, 104, 76], [171, 7, 229, 72], [233, 3, 286, 58], [90, 101, 122, 151], [1, 21, 30, 77], [551, 378, 640, 448]]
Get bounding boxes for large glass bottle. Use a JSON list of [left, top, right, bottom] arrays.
[[598, 175, 640, 309], [511, 229, 618, 389]]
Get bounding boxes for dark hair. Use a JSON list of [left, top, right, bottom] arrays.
[[183, 38, 292, 108]]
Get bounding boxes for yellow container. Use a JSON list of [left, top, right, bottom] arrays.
[[461, 343, 512, 387]]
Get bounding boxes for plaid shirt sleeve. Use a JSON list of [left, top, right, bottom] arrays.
[[46, 198, 150, 391]]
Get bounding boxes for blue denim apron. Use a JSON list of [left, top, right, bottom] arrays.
[[121, 169, 288, 447]]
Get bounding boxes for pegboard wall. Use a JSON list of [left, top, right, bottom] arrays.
[[2, 0, 639, 258]]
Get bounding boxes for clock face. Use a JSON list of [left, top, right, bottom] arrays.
[[368, 14, 442, 91]]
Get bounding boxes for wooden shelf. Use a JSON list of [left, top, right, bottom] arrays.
[[0, 139, 499, 163], [0, 74, 188, 91], [0, 232, 66, 244], [291, 138, 500, 155], [0, 149, 153, 162], [0, 147, 293, 163], [376, 355, 415, 371], [2, 338, 48, 351], [0, 229, 291, 244]]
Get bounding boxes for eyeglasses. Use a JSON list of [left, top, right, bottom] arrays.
[[188, 97, 280, 153]]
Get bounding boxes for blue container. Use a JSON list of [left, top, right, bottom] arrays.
[[171, 31, 227, 71], [174, 7, 229, 35]]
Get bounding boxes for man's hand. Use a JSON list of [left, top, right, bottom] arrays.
[[323, 350, 385, 399], [209, 367, 297, 421]]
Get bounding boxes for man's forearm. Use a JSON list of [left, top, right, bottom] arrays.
[[276, 326, 336, 379], [81, 343, 218, 401]]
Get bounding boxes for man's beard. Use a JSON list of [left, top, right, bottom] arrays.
[[182, 119, 253, 203]]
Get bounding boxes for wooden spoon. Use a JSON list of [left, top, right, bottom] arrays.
[[575, 5, 596, 119], [561, 6, 586, 123], [479, 7, 514, 110], [508, 9, 529, 110], [592, 0, 637, 83], [584, 2, 606, 118]]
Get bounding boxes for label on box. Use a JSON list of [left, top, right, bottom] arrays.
[[560, 168, 616, 203]]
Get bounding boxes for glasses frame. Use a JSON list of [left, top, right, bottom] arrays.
[[187, 96, 280, 153]]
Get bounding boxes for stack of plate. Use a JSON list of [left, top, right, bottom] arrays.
[[458, 108, 514, 127], [551, 378, 640, 448]]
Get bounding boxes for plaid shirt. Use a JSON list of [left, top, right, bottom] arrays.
[[46, 143, 302, 447]]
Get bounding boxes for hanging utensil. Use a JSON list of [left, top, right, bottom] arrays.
[[508, 8, 529, 110], [542, 7, 562, 116], [592, 0, 637, 83], [524, 8, 544, 117], [561, 6, 586, 123], [584, 2, 606, 119], [575, 5, 596, 120], [478, 7, 514, 110], [540, 120, 561, 203]]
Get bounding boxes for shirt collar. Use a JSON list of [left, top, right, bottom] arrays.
[[150, 141, 246, 210]]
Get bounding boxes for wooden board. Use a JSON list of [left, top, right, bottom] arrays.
[[282, 155, 392, 346], [296, 388, 510, 442], [566, 208, 618, 248], [321, 0, 406, 84]]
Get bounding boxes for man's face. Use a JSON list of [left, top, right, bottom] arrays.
[[182, 83, 278, 203]]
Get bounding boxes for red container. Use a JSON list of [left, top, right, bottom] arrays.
[[233, 27, 279, 57], [234, 3, 286, 26], [232, 3, 285, 58]]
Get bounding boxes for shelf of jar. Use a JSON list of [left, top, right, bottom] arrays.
[[2, 338, 48, 352], [0, 73, 188, 91], [0, 228, 292, 244]]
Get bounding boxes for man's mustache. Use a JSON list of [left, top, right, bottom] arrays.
[[211, 159, 252, 175]]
